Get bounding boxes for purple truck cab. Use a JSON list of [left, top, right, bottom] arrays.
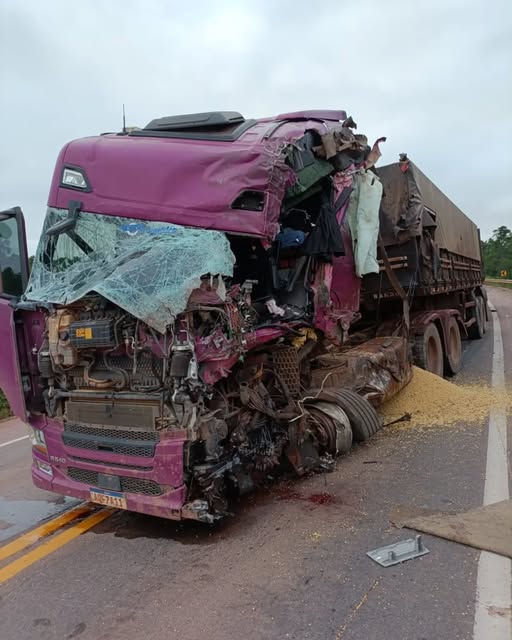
[[0, 110, 398, 524]]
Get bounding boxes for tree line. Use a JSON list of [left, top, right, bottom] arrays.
[[481, 226, 512, 278]]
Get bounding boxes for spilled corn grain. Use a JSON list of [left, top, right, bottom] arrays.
[[379, 366, 511, 429]]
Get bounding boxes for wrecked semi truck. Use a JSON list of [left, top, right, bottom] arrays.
[[0, 109, 486, 523]]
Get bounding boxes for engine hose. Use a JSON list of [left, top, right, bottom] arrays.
[[102, 351, 129, 389], [83, 357, 125, 390], [100, 315, 129, 389]]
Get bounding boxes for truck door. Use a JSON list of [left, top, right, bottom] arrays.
[[0, 207, 30, 420]]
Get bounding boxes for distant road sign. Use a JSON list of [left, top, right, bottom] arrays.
[[500, 270, 508, 278]]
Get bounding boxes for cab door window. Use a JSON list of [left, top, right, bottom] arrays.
[[0, 209, 29, 298]]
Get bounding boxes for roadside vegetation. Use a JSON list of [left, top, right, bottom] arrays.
[[482, 225, 512, 278], [0, 391, 10, 419]]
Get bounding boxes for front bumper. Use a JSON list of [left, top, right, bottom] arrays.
[[30, 416, 190, 521], [32, 460, 187, 520]]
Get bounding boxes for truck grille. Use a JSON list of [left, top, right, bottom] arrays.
[[62, 423, 159, 458], [67, 467, 163, 496], [64, 423, 160, 440], [272, 347, 301, 398], [70, 455, 152, 471]]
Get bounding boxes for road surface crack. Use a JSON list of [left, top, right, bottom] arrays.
[[334, 578, 380, 639]]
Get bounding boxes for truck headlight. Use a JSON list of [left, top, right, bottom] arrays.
[[29, 428, 48, 456], [61, 167, 90, 190], [35, 458, 53, 477]]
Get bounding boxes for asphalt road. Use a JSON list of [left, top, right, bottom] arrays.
[[0, 287, 510, 640], [0, 421, 78, 543]]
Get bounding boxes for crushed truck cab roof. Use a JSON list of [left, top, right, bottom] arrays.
[[48, 110, 350, 241]]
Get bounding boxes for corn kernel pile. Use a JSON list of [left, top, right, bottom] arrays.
[[379, 366, 511, 428]]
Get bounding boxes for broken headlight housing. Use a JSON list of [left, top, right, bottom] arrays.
[[29, 427, 48, 456]]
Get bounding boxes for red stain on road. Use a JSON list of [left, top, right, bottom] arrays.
[[273, 487, 337, 505], [308, 492, 336, 505]]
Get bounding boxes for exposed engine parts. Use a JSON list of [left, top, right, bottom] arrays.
[[36, 290, 385, 521], [44, 298, 164, 395]]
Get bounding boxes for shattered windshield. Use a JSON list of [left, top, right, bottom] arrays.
[[25, 208, 235, 333]]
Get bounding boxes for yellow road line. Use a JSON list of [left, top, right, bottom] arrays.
[[0, 503, 95, 562], [0, 509, 112, 584]]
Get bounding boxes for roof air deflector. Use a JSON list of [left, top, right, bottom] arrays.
[[144, 111, 245, 132]]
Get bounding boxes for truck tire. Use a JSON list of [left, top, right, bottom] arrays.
[[319, 389, 382, 442], [307, 402, 353, 455], [414, 323, 444, 377], [478, 297, 487, 335], [468, 295, 484, 340], [444, 317, 462, 376]]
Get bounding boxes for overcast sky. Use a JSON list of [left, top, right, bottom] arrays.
[[1, 0, 511, 253]]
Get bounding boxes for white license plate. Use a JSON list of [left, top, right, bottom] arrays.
[[90, 488, 127, 509]]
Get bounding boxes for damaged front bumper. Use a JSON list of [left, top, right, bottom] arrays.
[[29, 416, 202, 522]]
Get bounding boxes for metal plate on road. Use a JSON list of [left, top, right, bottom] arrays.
[[367, 535, 429, 567], [90, 488, 127, 509]]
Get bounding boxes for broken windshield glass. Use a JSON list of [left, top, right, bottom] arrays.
[[25, 208, 235, 333]]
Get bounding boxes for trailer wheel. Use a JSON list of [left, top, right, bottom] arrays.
[[319, 389, 382, 442], [478, 297, 487, 335], [468, 295, 485, 340], [414, 323, 444, 377], [444, 317, 462, 376]]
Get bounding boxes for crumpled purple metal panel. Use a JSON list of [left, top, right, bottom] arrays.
[[47, 115, 348, 242], [310, 336, 412, 406], [311, 205, 361, 342], [273, 109, 347, 121], [0, 301, 26, 420], [48, 123, 295, 242]]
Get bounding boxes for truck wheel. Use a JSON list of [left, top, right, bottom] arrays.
[[307, 402, 353, 455], [319, 389, 382, 442], [478, 297, 487, 335], [444, 317, 462, 376], [468, 296, 484, 340], [414, 323, 444, 377]]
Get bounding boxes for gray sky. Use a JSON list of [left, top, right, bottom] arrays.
[[1, 0, 511, 253]]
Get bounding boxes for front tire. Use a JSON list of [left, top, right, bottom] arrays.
[[317, 389, 382, 442]]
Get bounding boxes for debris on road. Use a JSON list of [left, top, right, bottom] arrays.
[[367, 535, 429, 567], [390, 500, 512, 559], [379, 366, 511, 428]]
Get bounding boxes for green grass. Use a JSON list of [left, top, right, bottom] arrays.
[[0, 390, 11, 419], [485, 281, 512, 290]]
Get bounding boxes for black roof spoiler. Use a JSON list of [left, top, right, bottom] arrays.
[[144, 111, 245, 131]]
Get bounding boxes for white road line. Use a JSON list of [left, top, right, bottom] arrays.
[[473, 307, 511, 640], [0, 435, 29, 448]]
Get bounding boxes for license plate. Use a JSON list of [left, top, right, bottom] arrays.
[[90, 488, 127, 509]]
